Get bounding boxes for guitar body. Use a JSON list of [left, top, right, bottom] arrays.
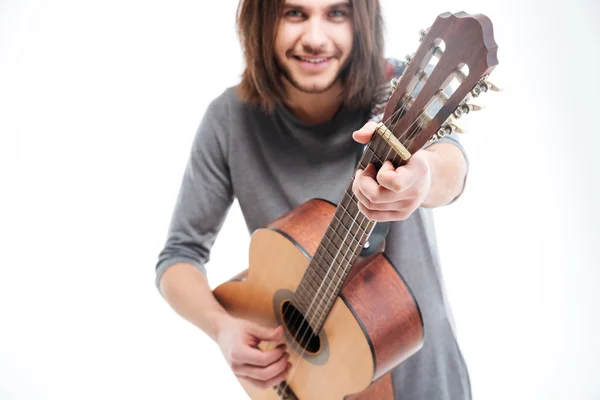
[[213, 199, 424, 400]]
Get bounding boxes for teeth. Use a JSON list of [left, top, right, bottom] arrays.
[[299, 57, 327, 63]]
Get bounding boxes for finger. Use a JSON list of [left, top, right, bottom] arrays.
[[352, 121, 379, 144], [375, 161, 404, 193], [357, 202, 412, 222], [237, 362, 293, 390], [354, 184, 405, 211], [233, 352, 291, 382], [354, 164, 402, 204], [354, 164, 378, 203], [390, 152, 429, 193], [231, 342, 287, 367], [248, 324, 285, 342]]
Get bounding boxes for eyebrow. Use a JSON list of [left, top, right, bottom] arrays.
[[283, 2, 352, 10]]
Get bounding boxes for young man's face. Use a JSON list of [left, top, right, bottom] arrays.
[[274, 0, 354, 95]]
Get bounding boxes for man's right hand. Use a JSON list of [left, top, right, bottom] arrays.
[[215, 316, 292, 390]]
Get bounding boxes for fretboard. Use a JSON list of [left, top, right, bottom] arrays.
[[292, 131, 407, 334]]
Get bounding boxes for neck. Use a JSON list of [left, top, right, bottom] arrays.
[[282, 79, 345, 125]]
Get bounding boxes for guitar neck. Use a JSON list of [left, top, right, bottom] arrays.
[[292, 132, 406, 333]]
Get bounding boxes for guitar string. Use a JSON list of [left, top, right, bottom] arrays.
[[300, 94, 441, 336], [310, 94, 446, 328], [279, 88, 412, 341], [302, 72, 466, 338], [293, 85, 444, 334], [275, 97, 412, 395], [279, 30, 466, 394], [309, 94, 412, 331], [278, 90, 446, 395], [278, 39, 462, 389], [301, 66, 460, 333], [279, 71, 450, 391]]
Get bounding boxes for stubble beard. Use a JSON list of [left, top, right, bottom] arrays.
[[279, 64, 342, 94], [277, 49, 351, 94]]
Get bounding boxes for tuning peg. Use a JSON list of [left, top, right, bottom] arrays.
[[449, 122, 465, 134], [453, 102, 484, 118], [404, 53, 415, 64], [470, 82, 487, 97], [484, 79, 503, 92], [433, 121, 465, 141], [419, 28, 428, 42], [471, 76, 503, 97]]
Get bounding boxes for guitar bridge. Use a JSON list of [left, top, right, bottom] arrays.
[[273, 381, 299, 400]]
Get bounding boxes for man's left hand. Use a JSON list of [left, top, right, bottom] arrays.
[[352, 121, 431, 222]]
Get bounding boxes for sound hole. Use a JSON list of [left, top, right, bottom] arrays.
[[281, 300, 321, 354]]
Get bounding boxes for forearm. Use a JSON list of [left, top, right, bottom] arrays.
[[421, 142, 467, 208], [158, 262, 231, 342]]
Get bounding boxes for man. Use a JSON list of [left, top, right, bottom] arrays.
[[156, 0, 471, 398]]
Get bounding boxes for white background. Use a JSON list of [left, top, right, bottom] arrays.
[[1, 0, 599, 399]]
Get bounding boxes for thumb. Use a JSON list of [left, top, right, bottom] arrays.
[[248, 323, 285, 341], [352, 121, 379, 144]]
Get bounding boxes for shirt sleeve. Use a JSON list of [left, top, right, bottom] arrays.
[[155, 97, 234, 289]]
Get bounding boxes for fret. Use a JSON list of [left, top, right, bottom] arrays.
[[339, 198, 358, 218], [300, 269, 321, 292], [331, 212, 368, 239], [363, 146, 386, 167], [294, 261, 343, 307], [295, 288, 335, 316], [324, 221, 358, 248], [308, 261, 345, 286], [293, 287, 320, 315], [302, 260, 345, 293], [297, 294, 334, 317], [311, 280, 350, 329], [293, 124, 414, 334], [320, 230, 358, 263], [331, 209, 361, 235], [315, 245, 353, 272], [294, 293, 329, 318], [296, 273, 327, 301], [293, 289, 312, 311], [342, 188, 362, 213], [304, 268, 334, 294], [322, 231, 358, 260], [335, 202, 370, 235], [322, 227, 360, 261]]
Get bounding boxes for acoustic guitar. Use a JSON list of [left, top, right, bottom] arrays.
[[213, 11, 499, 400]]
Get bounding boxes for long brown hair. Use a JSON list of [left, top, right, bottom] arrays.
[[236, 0, 386, 112]]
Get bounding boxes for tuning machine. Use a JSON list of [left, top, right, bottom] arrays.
[[471, 76, 503, 97], [448, 122, 465, 134], [432, 121, 465, 141], [419, 27, 430, 42], [453, 102, 484, 119]]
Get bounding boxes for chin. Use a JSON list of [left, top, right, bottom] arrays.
[[288, 73, 340, 94]]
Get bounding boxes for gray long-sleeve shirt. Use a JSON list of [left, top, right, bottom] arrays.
[[156, 86, 471, 399]]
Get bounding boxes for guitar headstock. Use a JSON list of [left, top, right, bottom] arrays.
[[382, 12, 499, 157]]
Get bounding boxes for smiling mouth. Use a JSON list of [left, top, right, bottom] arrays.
[[293, 56, 332, 64]]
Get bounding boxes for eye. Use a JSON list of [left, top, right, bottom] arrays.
[[284, 9, 305, 20], [329, 9, 349, 19]]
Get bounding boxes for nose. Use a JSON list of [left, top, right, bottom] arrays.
[[301, 18, 327, 53]]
